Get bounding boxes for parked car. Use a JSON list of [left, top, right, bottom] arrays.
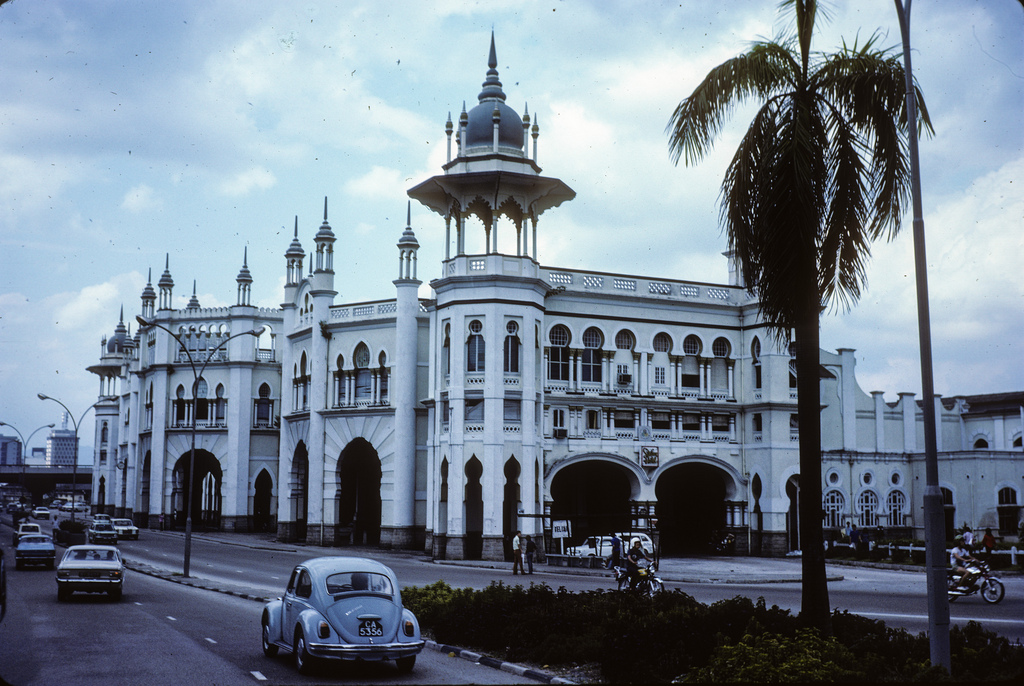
[[111, 519, 140, 540], [32, 507, 50, 520], [91, 513, 111, 524], [13, 523, 42, 546], [59, 503, 90, 514], [56, 545, 124, 601], [15, 534, 56, 569], [87, 522, 118, 545], [261, 557, 424, 675]]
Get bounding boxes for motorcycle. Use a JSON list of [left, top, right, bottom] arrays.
[[947, 560, 1004, 603], [709, 530, 736, 555], [612, 560, 664, 596]]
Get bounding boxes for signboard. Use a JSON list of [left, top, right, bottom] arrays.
[[640, 446, 659, 467], [551, 519, 571, 539]]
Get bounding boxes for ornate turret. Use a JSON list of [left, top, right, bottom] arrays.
[[236, 247, 253, 306], [157, 254, 174, 310], [285, 217, 305, 286], [314, 197, 336, 275], [141, 268, 156, 318], [396, 201, 420, 281], [408, 33, 574, 262], [187, 281, 201, 310]]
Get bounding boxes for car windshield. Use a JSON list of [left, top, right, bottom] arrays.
[[113, 520, 133, 526], [20, 536, 51, 545], [68, 549, 119, 562], [93, 524, 115, 531], [325, 571, 394, 596]]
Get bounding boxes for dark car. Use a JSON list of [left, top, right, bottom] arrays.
[[15, 534, 56, 569], [261, 557, 424, 674], [87, 522, 118, 545]]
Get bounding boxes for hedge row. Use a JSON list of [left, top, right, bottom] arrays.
[[401, 581, 1024, 683]]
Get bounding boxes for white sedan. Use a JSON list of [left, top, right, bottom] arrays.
[[112, 518, 140, 540]]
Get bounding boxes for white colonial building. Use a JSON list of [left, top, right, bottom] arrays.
[[87, 37, 1023, 559]]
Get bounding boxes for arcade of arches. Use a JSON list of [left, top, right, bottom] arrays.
[[171, 449, 223, 529], [549, 457, 749, 555]]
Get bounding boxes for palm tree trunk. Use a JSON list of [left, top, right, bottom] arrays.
[[794, 261, 832, 634]]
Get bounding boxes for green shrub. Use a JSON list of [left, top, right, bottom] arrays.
[[57, 519, 86, 533], [685, 629, 863, 683]]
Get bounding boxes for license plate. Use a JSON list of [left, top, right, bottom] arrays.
[[358, 620, 383, 637]]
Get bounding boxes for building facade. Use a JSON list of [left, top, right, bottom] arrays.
[[88, 38, 1023, 556]]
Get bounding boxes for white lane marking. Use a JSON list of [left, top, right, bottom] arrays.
[[166, 616, 177, 621], [251, 671, 268, 681], [205, 637, 217, 644], [134, 602, 143, 606]]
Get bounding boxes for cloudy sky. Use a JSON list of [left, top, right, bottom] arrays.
[[1, 0, 1021, 455]]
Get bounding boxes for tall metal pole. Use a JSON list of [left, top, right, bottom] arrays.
[[0, 422, 54, 509], [893, 0, 951, 671], [36, 397, 96, 525], [137, 316, 260, 578]]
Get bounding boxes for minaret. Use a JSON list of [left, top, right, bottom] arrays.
[[391, 202, 422, 546], [313, 197, 336, 276], [157, 254, 174, 311], [285, 217, 304, 287], [187, 281, 201, 309], [141, 268, 156, 319], [236, 248, 253, 307]]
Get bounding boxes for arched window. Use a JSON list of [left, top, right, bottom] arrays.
[[333, 354, 345, 407], [175, 385, 187, 426], [466, 320, 485, 373], [857, 490, 879, 527], [998, 487, 1019, 534], [973, 437, 989, 449], [354, 344, 371, 401], [653, 332, 672, 353], [378, 351, 389, 402], [548, 325, 570, 381], [214, 384, 226, 425], [683, 334, 702, 356], [751, 337, 762, 389], [614, 329, 635, 351], [823, 490, 845, 528], [503, 321, 520, 374], [712, 337, 731, 358], [255, 383, 273, 427], [886, 490, 906, 527], [101, 422, 109, 444], [581, 327, 602, 383], [442, 324, 451, 376], [195, 377, 209, 422]]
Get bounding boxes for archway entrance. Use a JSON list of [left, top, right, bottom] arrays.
[[464, 457, 483, 560], [786, 475, 800, 552], [292, 443, 308, 540], [503, 458, 521, 561], [171, 450, 222, 529], [337, 438, 382, 545], [550, 460, 632, 547], [253, 469, 273, 532], [655, 462, 728, 554]]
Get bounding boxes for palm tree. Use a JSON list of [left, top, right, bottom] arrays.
[[667, 0, 931, 634]]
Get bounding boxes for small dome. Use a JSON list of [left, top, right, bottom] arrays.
[[107, 309, 128, 353], [463, 34, 523, 152]]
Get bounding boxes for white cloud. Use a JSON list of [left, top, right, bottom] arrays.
[[121, 184, 161, 212], [219, 167, 277, 196]]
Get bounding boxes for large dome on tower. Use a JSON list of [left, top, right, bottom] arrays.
[[462, 34, 524, 153]]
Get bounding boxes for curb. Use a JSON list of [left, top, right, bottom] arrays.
[[427, 641, 575, 684]]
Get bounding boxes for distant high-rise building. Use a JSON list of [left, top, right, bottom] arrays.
[[45, 415, 78, 467], [0, 435, 22, 466]]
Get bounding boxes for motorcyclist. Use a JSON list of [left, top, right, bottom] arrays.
[[950, 534, 978, 589], [625, 537, 653, 589]]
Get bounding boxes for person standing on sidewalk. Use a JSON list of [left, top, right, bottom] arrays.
[[512, 530, 524, 575], [525, 535, 536, 574]]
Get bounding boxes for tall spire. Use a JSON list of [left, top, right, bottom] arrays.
[[236, 246, 253, 306], [285, 215, 305, 286], [187, 280, 201, 309]]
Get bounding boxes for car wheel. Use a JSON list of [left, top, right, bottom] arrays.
[[15, 561, 22, 571], [57, 587, 71, 602], [294, 629, 314, 675], [262, 618, 279, 657], [396, 656, 416, 673], [109, 587, 122, 601]]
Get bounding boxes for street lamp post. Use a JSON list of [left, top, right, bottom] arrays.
[[35, 396, 97, 525], [0, 422, 55, 513], [893, 0, 951, 672], [137, 315, 262, 578]]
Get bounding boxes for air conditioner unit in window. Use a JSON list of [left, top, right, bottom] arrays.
[[617, 374, 632, 385], [553, 428, 567, 439]]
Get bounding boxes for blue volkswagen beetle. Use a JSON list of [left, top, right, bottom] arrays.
[[261, 557, 424, 674]]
